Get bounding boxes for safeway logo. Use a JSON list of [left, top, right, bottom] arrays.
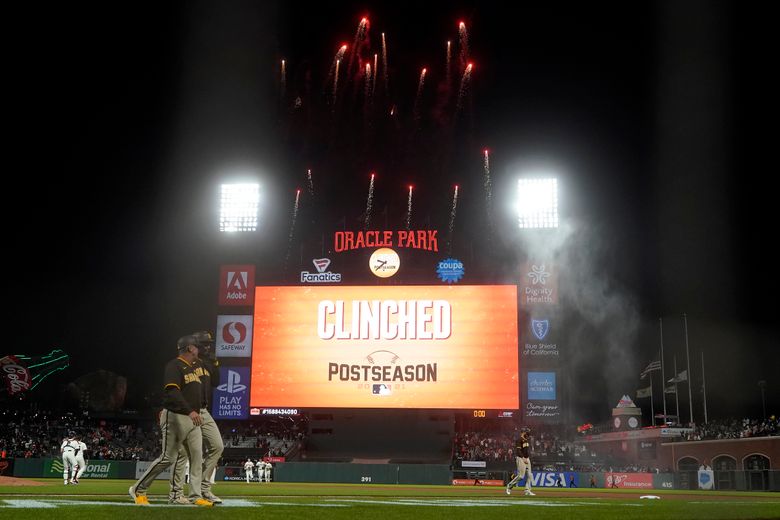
[[217, 370, 246, 393], [219, 265, 255, 306], [215, 315, 253, 358], [312, 258, 331, 273]]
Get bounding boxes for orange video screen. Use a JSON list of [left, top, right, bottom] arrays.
[[250, 285, 519, 410]]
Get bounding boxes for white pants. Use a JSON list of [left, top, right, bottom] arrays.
[[263, 469, 271, 482], [245, 469, 253, 483], [75, 454, 86, 479], [507, 456, 532, 491], [62, 451, 77, 482]]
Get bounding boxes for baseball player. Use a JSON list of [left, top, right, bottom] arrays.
[[506, 430, 535, 496], [60, 432, 78, 485], [263, 461, 272, 483], [129, 335, 213, 507], [243, 458, 254, 483], [254, 459, 263, 483], [73, 436, 88, 484], [168, 331, 224, 504]]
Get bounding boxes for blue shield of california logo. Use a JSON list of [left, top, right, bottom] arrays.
[[531, 319, 550, 340]]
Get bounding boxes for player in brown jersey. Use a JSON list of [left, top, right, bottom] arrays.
[[506, 430, 535, 496]]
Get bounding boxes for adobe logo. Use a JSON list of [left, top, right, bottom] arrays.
[[219, 265, 255, 306]]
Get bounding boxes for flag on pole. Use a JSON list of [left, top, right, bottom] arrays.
[[640, 360, 661, 379], [665, 385, 677, 394], [636, 386, 652, 398], [668, 370, 688, 383]]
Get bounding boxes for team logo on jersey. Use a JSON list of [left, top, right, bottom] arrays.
[[217, 370, 247, 393], [531, 319, 550, 340]]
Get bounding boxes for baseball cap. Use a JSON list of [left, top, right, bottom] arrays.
[[192, 330, 215, 348], [177, 335, 199, 352]]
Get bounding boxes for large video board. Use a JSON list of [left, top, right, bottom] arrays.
[[250, 285, 519, 410]]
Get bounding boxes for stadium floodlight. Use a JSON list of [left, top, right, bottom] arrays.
[[517, 178, 558, 229], [219, 183, 260, 232]]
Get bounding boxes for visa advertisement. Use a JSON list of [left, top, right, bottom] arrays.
[[250, 285, 519, 410]]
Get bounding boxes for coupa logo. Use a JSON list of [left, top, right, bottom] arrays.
[[531, 319, 549, 340], [436, 258, 464, 283], [217, 370, 247, 393], [222, 322, 247, 344]]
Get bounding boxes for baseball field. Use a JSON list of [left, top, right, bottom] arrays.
[[1, 479, 779, 519]]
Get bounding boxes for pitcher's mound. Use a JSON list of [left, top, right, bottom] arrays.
[[0, 476, 46, 486]]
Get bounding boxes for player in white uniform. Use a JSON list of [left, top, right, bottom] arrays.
[[60, 432, 78, 485], [73, 437, 88, 484], [263, 461, 272, 483], [243, 458, 254, 483], [254, 459, 263, 483]]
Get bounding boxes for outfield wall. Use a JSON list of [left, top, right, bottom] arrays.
[[10, 458, 780, 491]]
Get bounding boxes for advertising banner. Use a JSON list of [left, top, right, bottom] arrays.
[[605, 472, 654, 489], [698, 469, 715, 490], [251, 285, 519, 410], [44, 458, 118, 479], [521, 314, 560, 363], [0, 458, 14, 476], [515, 472, 578, 488], [452, 479, 504, 486], [218, 265, 255, 306], [212, 367, 250, 419], [524, 370, 561, 423], [519, 262, 558, 306], [216, 315, 254, 358]]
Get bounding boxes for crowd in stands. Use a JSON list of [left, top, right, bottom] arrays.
[[683, 416, 779, 441], [0, 409, 307, 462], [452, 426, 596, 463]]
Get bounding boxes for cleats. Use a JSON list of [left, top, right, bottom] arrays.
[[202, 492, 222, 504], [129, 486, 149, 506], [168, 495, 192, 505], [524, 489, 536, 496], [506, 486, 511, 495], [193, 498, 214, 507]]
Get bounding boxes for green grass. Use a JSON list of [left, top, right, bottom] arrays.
[[1, 479, 779, 520]]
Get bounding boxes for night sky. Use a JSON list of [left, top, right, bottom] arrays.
[[6, 1, 776, 424]]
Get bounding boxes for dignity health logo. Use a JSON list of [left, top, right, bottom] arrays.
[[436, 258, 464, 283], [527, 264, 551, 285], [217, 370, 247, 393]]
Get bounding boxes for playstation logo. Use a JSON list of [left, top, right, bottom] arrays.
[[217, 370, 247, 393]]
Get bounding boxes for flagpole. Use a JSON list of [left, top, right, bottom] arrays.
[[683, 313, 694, 426], [649, 370, 655, 426], [659, 319, 667, 423], [701, 350, 708, 424], [673, 356, 680, 424]]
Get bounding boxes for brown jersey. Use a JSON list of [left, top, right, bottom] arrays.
[[514, 436, 530, 458]]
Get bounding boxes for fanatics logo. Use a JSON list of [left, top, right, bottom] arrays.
[[312, 258, 331, 273]]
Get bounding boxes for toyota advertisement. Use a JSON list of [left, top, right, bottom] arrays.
[[250, 285, 519, 410]]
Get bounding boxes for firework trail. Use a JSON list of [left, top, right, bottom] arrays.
[[448, 184, 459, 254], [483, 149, 493, 229], [458, 21, 469, 73], [372, 53, 378, 97], [349, 17, 369, 79], [328, 44, 347, 95], [405, 185, 414, 230], [381, 32, 389, 94], [446, 40, 452, 86], [456, 62, 473, 114], [307, 169, 314, 196], [364, 62, 373, 111], [364, 172, 375, 229], [284, 189, 301, 269], [280, 59, 286, 103], [332, 59, 341, 107], [413, 67, 427, 124]]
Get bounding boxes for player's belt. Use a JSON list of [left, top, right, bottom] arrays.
[[63, 448, 75, 451]]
